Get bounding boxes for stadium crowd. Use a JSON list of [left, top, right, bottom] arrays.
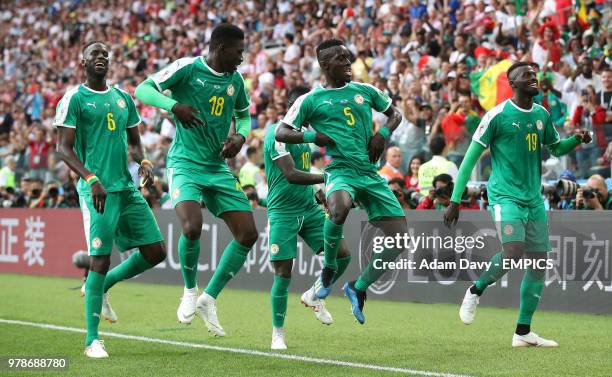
[[0, 0, 611, 210]]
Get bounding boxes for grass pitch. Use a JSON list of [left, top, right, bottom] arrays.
[[0, 274, 610, 377]]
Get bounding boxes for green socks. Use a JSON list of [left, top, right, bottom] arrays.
[[354, 244, 402, 292], [204, 240, 251, 299], [517, 267, 545, 325], [85, 270, 105, 346], [332, 255, 351, 284], [104, 251, 153, 293], [323, 219, 343, 270], [179, 235, 200, 289], [475, 252, 509, 293], [270, 275, 291, 327]]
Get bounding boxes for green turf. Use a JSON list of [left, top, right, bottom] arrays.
[[0, 274, 610, 377]]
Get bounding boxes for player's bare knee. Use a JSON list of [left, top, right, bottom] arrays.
[[503, 242, 524, 262], [328, 206, 350, 225], [182, 222, 202, 240], [273, 260, 293, 278], [90, 255, 110, 274], [238, 228, 258, 248]]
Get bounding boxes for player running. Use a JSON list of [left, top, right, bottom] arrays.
[[264, 86, 352, 350], [444, 62, 591, 347], [276, 39, 407, 324], [55, 41, 167, 358], [135, 24, 257, 337]]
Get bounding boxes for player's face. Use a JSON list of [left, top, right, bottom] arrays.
[[511, 66, 539, 96], [220, 39, 244, 73], [323, 46, 352, 84], [82, 43, 110, 79]]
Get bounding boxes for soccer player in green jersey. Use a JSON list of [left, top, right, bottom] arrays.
[[264, 86, 352, 349], [54, 42, 167, 358], [134, 24, 257, 336], [276, 39, 406, 324], [444, 62, 592, 347]]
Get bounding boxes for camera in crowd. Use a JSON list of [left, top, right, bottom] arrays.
[[462, 185, 488, 203], [542, 179, 598, 200]]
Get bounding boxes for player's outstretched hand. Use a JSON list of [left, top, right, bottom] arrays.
[[368, 132, 386, 163], [220, 134, 245, 159], [138, 161, 154, 188], [314, 132, 335, 147], [575, 129, 592, 144], [172, 103, 204, 128], [90, 181, 107, 214], [443, 202, 460, 228]]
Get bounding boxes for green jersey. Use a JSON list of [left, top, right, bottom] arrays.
[[472, 99, 560, 207], [148, 57, 250, 169], [53, 84, 141, 194], [263, 123, 317, 217], [282, 82, 391, 174]]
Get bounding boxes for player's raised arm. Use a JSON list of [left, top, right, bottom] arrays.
[[134, 60, 204, 128], [273, 153, 324, 185], [275, 91, 334, 147]]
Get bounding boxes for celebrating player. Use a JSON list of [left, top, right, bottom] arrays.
[[276, 39, 406, 324], [135, 24, 257, 337], [264, 86, 352, 349], [54, 41, 167, 358], [444, 62, 592, 347]]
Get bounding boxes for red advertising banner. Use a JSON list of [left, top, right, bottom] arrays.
[[0, 209, 85, 278]]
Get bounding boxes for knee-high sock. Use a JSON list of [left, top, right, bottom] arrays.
[[474, 252, 509, 293], [179, 235, 200, 289], [354, 245, 402, 292], [270, 275, 291, 327], [104, 251, 153, 293], [323, 219, 343, 270], [331, 255, 351, 283], [85, 271, 105, 346], [204, 240, 251, 299], [517, 267, 545, 325]]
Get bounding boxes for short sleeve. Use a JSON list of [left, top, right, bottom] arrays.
[[124, 93, 142, 128], [360, 83, 392, 113], [149, 57, 196, 91], [281, 93, 311, 130], [472, 110, 497, 148], [541, 108, 560, 146], [234, 73, 250, 112], [266, 125, 290, 160], [53, 90, 79, 128]]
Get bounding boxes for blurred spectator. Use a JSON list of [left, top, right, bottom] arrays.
[[418, 136, 458, 195], [404, 154, 424, 190], [388, 177, 410, 210], [0, 155, 16, 189], [379, 147, 404, 182], [572, 85, 606, 178], [239, 146, 261, 187], [416, 173, 454, 210]]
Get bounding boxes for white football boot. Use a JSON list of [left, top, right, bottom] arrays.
[[512, 332, 559, 347], [459, 286, 480, 325], [271, 327, 287, 350], [177, 286, 198, 324], [101, 293, 118, 323], [196, 292, 226, 336], [84, 339, 109, 358], [300, 286, 333, 325]]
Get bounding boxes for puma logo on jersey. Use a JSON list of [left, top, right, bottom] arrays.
[[512, 122, 520, 129], [322, 99, 333, 105], [196, 79, 206, 87], [87, 102, 97, 109]]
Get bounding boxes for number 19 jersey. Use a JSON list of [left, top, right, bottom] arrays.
[[148, 57, 250, 170], [472, 99, 560, 207]]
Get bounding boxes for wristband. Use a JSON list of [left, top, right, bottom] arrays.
[[85, 174, 99, 185], [303, 131, 317, 143], [140, 159, 153, 167], [377, 127, 390, 141]]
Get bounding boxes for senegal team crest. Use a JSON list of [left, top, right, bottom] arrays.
[[117, 99, 126, 108], [503, 224, 514, 236], [227, 84, 235, 96], [92, 237, 102, 249], [270, 244, 279, 255], [354, 94, 364, 104], [173, 188, 180, 200], [536, 120, 543, 130]]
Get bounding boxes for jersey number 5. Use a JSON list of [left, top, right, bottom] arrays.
[[107, 112, 116, 131], [209, 96, 225, 116], [525, 132, 537, 152], [343, 106, 355, 126]]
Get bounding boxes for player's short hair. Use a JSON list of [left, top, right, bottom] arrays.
[[507, 62, 534, 81], [210, 24, 244, 50], [82, 41, 108, 57], [388, 177, 406, 188], [429, 135, 446, 156], [316, 38, 345, 58], [287, 86, 310, 108], [310, 151, 324, 164]]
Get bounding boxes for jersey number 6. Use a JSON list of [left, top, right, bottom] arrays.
[[107, 112, 116, 131]]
